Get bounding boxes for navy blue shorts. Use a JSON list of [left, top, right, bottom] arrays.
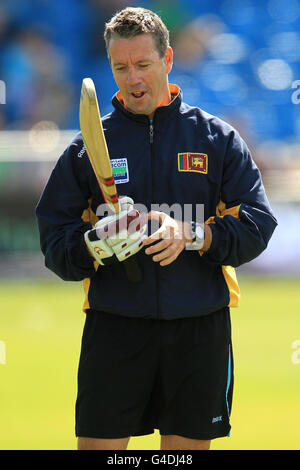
[[75, 307, 233, 440]]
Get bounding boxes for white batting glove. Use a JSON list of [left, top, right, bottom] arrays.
[[84, 197, 147, 265]]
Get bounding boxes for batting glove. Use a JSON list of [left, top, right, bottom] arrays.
[[84, 197, 147, 265]]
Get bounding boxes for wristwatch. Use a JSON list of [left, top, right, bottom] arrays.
[[187, 221, 205, 250]]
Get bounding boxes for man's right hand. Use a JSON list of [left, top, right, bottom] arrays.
[[84, 197, 147, 266]]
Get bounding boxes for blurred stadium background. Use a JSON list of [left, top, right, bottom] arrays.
[[0, 0, 299, 450]]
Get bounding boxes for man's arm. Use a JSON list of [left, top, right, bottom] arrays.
[[36, 137, 96, 281], [202, 130, 277, 267]]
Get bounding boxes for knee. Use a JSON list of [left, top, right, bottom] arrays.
[[77, 436, 130, 450], [161, 434, 211, 450]]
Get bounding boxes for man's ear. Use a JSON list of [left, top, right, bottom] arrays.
[[164, 46, 173, 74]]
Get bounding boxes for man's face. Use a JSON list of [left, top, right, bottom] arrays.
[[108, 33, 173, 118]]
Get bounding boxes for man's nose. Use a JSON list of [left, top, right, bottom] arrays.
[[126, 67, 141, 86]]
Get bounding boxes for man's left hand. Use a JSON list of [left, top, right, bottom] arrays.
[[142, 211, 193, 266]]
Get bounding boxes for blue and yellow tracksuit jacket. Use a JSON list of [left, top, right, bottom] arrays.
[[36, 84, 277, 320]]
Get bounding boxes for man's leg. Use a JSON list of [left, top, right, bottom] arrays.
[[160, 435, 210, 450], [77, 436, 130, 450], [76, 312, 160, 447], [158, 309, 233, 450]]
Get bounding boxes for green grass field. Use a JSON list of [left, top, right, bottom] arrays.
[[0, 276, 299, 450]]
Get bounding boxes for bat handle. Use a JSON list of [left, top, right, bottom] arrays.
[[123, 257, 142, 283]]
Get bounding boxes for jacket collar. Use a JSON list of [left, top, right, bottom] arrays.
[[111, 83, 182, 123]]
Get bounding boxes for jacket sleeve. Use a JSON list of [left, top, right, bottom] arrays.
[[203, 128, 278, 267], [36, 136, 96, 281]]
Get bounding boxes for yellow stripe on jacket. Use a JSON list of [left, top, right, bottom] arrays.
[[201, 199, 241, 307]]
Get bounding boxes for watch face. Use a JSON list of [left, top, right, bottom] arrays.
[[196, 224, 204, 240], [187, 222, 204, 250]]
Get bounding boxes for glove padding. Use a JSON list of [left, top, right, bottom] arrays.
[[84, 197, 147, 266]]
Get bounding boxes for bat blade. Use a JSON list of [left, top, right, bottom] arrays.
[[80, 77, 120, 214], [79, 77, 141, 282]]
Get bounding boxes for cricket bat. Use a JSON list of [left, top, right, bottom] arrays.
[[79, 77, 141, 282]]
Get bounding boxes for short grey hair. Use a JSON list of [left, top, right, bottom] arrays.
[[104, 7, 170, 59]]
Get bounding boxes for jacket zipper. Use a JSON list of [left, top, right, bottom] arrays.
[[149, 119, 154, 144], [149, 118, 160, 319]]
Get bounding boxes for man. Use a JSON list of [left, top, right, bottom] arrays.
[[36, 7, 277, 450]]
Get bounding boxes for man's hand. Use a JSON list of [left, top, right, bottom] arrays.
[[142, 211, 193, 266], [84, 197, 147, 265], [142, 211, 212, 266]]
